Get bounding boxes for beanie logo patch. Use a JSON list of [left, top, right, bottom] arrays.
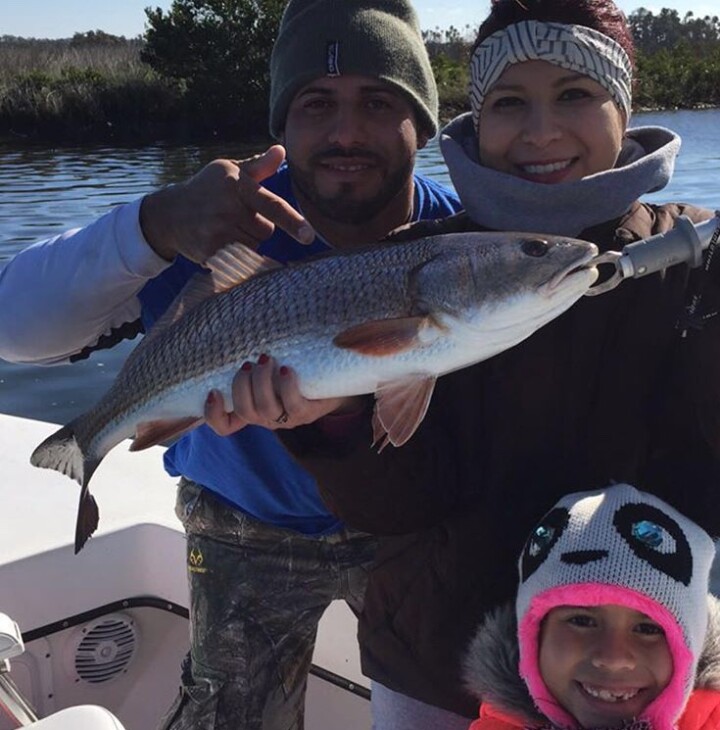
[[326, 41, 340, 76]]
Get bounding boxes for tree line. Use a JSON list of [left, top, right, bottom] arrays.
[[1, 2, 718, 144]]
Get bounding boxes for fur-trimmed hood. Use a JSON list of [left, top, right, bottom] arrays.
[[464, 595, 720, 728]]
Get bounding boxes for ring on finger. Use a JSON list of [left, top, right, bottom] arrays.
[[275, 409, 289, 424]]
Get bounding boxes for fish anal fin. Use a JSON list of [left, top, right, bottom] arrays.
[[372, 375, 437, 451], [131, 417, 204, 452], [333, 316, 430, 356], [75, 486, 99, 554]]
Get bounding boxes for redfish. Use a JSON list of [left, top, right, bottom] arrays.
[[31, 232, 598, 552]]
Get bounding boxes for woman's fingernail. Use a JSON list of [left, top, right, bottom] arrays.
[[241, 361, 252, 372], [279, 366, 289, 376], [298, 224, 315, 244], [206, 391, 216, 407], [258, 353, 269, 365]]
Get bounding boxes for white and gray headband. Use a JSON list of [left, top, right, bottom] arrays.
[[469, 20, 633, 130]]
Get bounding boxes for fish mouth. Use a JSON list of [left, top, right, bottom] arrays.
[[546, 245, 600, 292]]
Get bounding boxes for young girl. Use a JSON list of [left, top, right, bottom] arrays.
[[465, 484, 720, 729]]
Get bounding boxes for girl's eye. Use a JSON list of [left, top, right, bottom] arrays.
[[567, 614, 596, 628], [636, 622, 665, 636]]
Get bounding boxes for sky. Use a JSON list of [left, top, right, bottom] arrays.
[[1, 0, 717, 40]]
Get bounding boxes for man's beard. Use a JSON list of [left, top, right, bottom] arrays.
[[288, 148, 415, 225]]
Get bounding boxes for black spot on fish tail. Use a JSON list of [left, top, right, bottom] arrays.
[[74, 485, 100, 554]]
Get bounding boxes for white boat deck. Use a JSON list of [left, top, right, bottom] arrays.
[[0, 413, 369, 729]]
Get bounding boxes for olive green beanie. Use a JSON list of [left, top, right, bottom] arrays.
[[269, 0, 438, 139]]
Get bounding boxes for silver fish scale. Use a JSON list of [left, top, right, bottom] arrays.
[[81, 237, 449, 436]]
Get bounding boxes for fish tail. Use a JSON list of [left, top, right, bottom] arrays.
[[74, 486, 100, 554], [30, 422, 102, 553]]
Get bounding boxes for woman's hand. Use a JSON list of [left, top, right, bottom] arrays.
[[204, 355, 362, 436]]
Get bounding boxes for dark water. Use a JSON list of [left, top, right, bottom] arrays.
[[1, 108, 719, 425]]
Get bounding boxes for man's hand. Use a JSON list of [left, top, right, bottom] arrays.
[[204, 355, 362, 437], [139, 145, 315, 264]]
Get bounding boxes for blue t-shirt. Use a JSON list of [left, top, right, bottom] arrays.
[[138, 165, 461, 535]]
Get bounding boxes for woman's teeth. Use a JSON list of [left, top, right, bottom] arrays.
[[522, 159, 573, 175], [582, 684, 640, 702]]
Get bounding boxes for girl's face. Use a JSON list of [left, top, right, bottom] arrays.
[[477, 60, 627, 184], [539, 604, 673, 728]]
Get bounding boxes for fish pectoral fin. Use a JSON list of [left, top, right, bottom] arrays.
[[333, 316, 431, 356], [372, 375, 437, 451], [130, 416, 204, 452]]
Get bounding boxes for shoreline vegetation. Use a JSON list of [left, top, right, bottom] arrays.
[[1, 5, 719, 146]]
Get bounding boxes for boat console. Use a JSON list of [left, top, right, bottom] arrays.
[[1, 612, 126, 729]]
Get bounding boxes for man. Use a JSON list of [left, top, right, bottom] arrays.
[[0, 1, 461, 728]]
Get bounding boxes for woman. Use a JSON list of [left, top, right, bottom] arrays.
[[209, 0, 720, 727]]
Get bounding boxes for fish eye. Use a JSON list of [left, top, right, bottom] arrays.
[[521, 238, 549, 257]]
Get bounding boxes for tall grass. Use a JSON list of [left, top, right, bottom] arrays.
[[5, 23, 715, 146], [0, 39, 145, 79], [0, 39, 185, 143]]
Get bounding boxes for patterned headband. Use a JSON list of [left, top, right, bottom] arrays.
[[469, 20, 633, 130]]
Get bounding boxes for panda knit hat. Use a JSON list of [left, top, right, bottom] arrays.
[[516, 484, 715, 729], [269, 0, 438, 139]]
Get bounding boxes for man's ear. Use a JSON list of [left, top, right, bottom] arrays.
[[417, 128, 430, 150]]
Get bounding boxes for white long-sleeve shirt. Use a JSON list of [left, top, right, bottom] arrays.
[[0, 199, 171, 364]]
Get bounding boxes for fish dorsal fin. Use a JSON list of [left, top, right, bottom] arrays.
[[205, 242, 282, 289], [153, 244, 281, 336], [127, 244, 282, 365], [130, 416, 205, 452], [333, 316, 437, 356], [372, 374, 437, 451]]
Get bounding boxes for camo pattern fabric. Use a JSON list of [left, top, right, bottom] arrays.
[[157, 478, 378, 730]]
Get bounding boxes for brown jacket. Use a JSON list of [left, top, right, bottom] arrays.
[[282, 202, 720, 715]]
